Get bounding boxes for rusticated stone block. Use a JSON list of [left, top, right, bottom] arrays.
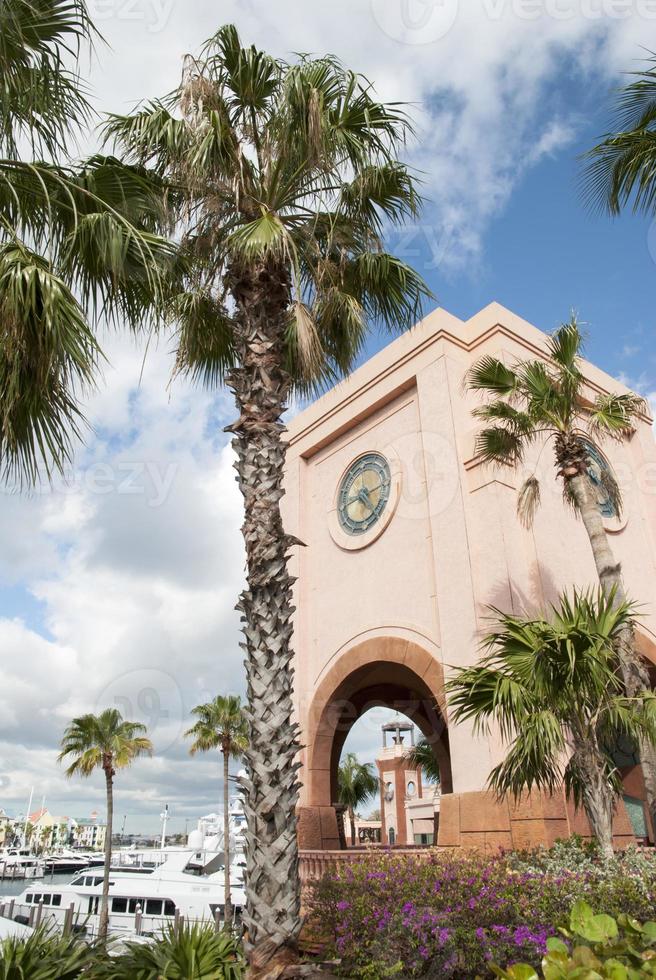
[[541, 820, 570, 846], [484, 831, 513, 853], [437, 793, 461, 847], [511, 818, 552, 851], [612, 799, 634, 838], [510, 790, 567, 821], [460, 791, 511, 833], [460, 831, 486, 851], [298, 806, 323, 850]]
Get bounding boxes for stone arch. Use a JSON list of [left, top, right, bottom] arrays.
[[304, 636, 452, 809]]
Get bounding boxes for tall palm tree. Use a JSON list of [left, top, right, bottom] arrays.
[[184, 695, 248, 925], [103, 24, 430, 968], [467, 316, 656, 833], [405, 737, 441, 785], [58, 708, 152, 939], [447, 590, 656, 860], [583, 55, 656, 217], [0, 0, 173, 485], [337, 752, 380, 846]]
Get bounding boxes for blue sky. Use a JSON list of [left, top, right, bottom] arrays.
[[0, 2, 655, 833]]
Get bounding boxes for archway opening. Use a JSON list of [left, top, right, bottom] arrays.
[[338, 705, 445, 847], [303, 639, 452, 848]]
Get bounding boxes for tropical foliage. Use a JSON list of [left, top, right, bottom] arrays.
[[583, 54, 656, 217], [405, 737, 441, 785], [308, 842, 656, 978], [467, 316, 656, 831], [103, 23, 430, 964], [0, 927, 109, 980], [446, 590, 656, 858], [185, 695, 248, 923], [106, 922, 244, 979], [493, 900, 656, 979], [58, 708, 152, 938], [0, 924, 243, 980], [0, 0, 173, 484], [337, 752, 380, 846]]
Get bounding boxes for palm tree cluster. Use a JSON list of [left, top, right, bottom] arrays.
[[466, 318, 656, 835], [448, 591, 656, 860]]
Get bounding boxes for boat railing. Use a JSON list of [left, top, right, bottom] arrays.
[[0, 898, 240, 940]]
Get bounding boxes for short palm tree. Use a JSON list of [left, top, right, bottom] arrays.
[[405, 737, 441, 785], [58, 708, 152, 939], [337, 752, 380, 846], [583, 55, 656, 216], [0, 0, 173, 485], [103, 24, 429, 966], [467, 316, 656, 832], [184, 695, 248, 924], [447, 590, 656, 860]]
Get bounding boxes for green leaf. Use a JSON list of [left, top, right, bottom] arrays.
[[546, 938, 570, 955], [570, 901, 618, 944]]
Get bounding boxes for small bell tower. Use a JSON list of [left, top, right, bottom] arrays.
[[376, 720, 423, 846]]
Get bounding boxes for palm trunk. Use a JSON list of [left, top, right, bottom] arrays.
[[227, 259, 301, 977], [223, 746, 232, 926], [99, 764, 114, 940], [572, 738, 615, 860], [567, 468, 656, 838], [349, 806, 356, 847]]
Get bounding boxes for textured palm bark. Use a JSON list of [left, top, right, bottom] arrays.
[[558, 433, 656, 839], [573, 740, 615, 861], [99, 760, 114, 940], [348, 806, 356, 847], [223, 743, 232, 926], [226, 258, 302, 977]]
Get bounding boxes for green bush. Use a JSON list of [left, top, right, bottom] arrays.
[[0, 927, 110, 979], [306, 839, 656, 977], [107, 922, 244, 980], [492, 900, 656, 978]]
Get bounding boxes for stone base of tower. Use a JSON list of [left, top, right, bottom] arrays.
[[297, 805, 346, 850], [437, 789, 638, 852]]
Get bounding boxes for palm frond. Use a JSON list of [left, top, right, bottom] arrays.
[[474, 426, 525, 465], [582, 56, 656, 216], [467, 356, 519, 396], [589, 392, 646, 438], [517, 475, 541, 528]]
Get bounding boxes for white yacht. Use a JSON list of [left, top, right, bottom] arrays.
[[1, 803, 247, 938], [0, 848, 44, 880]]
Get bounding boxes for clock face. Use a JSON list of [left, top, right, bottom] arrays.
[[338, 453, 391, 536]]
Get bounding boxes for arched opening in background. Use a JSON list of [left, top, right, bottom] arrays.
[[303, 637, 452, 846]]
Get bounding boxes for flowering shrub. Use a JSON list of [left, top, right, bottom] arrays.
[[493, 899, 656, 978], [306, 840, 656, 978]]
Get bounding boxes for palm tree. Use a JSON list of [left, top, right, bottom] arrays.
[[103, 24, 430, 967], [583, 55, 656, 217], [0, 0, 173, 485], [58, 708, 152, 939], [447, 590, 656, 860], [184, 695, 248, 924], [467, 316, 656, 834], [337, 752, 380, 846], [405, 737, 441, 785]]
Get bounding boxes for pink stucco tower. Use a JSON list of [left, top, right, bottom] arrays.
[[281, 302, 656, 851]]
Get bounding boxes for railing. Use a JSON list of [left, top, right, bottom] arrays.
[[0, 899, 239, 940], [299, 846, 434, 888]]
